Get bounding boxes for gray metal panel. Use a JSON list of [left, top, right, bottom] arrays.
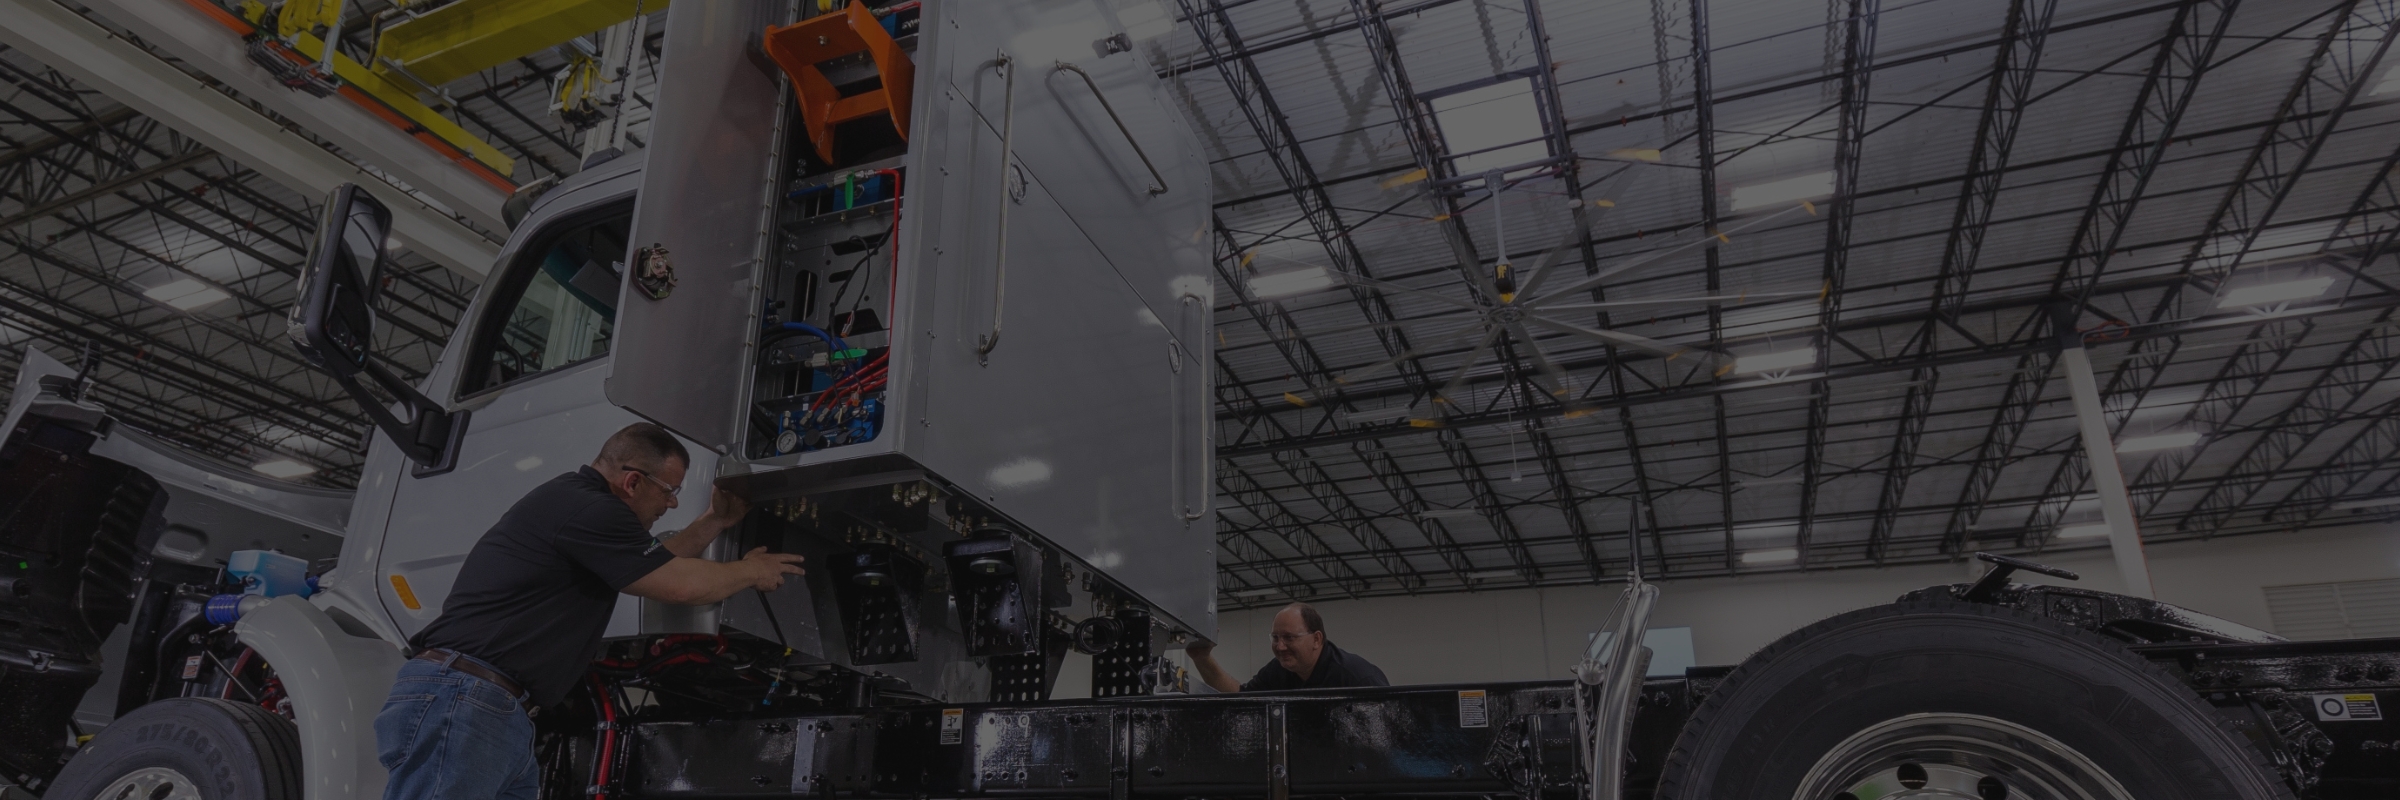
[[607, 0, 790, 452], [896, 0, 1214, 636]]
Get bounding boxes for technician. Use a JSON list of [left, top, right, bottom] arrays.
[[1187, 602, 1389, 691], [376, 423, 806, 800]]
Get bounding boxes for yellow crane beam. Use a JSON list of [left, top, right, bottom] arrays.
[[373, 0, 671, 89]]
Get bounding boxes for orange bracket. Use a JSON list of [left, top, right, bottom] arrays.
[[763, 1, 914, 165]]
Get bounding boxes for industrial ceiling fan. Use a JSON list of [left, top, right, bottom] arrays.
[[1278, 191, 1822, 423]]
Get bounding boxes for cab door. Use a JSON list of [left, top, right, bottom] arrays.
[[603, 0, 790, 452], [372, 176, 718, 638]]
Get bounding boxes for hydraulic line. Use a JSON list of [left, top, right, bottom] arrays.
[[586, 672, 620, 800], [762, 320, 846, 353]]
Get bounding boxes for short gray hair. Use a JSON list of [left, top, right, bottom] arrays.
[[1280, 602, 1324, 635], [596, 423, 689, 472]]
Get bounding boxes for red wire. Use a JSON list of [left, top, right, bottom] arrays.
[[814, 354, 888, 404], [220, 648, 254, 700], [880, 168, 902, 324], [824, 366, 888, 406], [587, 673, 619, 800]]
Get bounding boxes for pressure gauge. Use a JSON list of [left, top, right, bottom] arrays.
[[776, 429, 801, 454]]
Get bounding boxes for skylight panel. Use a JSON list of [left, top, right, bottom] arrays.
[[1731, 171, 1834, 211], [1429, 79, 1549, 177]]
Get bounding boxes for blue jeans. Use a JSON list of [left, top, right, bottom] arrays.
[[375, 654, 540, 800]]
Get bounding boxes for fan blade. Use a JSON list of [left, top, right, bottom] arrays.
[[1536, 289, 1819, 311], [1284, 322, 1485, 406], [1509, 205, 1591, 301], [1524, 315, 1721, 361], [1505, 322, 1575, 398], [1330, 271, 1488, 311], [1244, 310, 1477, 343], [1434, 326, 1505, 405], [1524, 202, 1816, 307]]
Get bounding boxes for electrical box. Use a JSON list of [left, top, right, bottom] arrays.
[[607, 0, 1216, 648]]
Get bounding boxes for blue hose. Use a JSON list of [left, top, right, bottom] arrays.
[[765, 321, 846, 353]]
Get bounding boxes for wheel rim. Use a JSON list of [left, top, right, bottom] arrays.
[[1791, 713, 2135, 800], [95, 766, 205, 800]]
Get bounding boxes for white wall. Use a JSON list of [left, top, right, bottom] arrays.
[[1193, 523, 2400, 687]]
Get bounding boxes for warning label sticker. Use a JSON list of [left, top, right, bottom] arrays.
[[2312, 693, 2383, 722], [940, 708, 966, 744], [1457, 689, 1488, 728]]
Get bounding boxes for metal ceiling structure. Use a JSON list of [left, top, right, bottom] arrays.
[[0, 0, 654, 483], [3, 0, 2398, 609]]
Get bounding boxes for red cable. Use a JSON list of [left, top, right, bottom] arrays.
[[814, 354, 888, 403], [587, 673, 619, 800], [219, 648, 254, 700], [880, 168, 902, 324], [824, 367, 888, 406]]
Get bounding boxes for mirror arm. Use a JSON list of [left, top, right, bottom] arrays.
[[333, 357, 455, 467]]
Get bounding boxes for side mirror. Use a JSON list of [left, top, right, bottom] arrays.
[[293, 184, 386, 376], [290, 184, 467, 474]]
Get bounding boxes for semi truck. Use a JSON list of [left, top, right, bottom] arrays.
[[1, 1, 2394, 799]]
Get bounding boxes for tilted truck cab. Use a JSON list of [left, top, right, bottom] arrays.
[[4, 0, 1216, 796]]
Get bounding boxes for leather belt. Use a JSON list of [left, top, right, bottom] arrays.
[[413, 649, 537, 716]]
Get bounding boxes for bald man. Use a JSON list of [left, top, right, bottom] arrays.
[[1188, 602, 1388, 692]]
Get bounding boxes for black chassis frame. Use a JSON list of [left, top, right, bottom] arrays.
[[615, 579, 2399, 800]]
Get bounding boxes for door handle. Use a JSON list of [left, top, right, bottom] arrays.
[[976, 50, 1017, 365], [1052, 62, 1168, 196], [1172, 293, 1210, 522]]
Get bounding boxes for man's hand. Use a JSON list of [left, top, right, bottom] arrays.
[[658, 486, 752, 558], [1186, 640, 1240, 693], [702, 486, 751, 525], [741, 546, 806, 591]]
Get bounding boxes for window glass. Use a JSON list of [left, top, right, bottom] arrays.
[[463, 201, 632, 395]]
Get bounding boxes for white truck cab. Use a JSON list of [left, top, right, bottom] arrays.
[[0, 1, 1213, 797]]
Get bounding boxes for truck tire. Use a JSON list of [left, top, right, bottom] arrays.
[[45, 698, 302, 800], [1653, 599, 2292, 800]]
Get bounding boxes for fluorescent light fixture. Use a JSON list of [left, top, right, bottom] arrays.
[[1249, 266, 1335, 299], [1739, 548, 1799, 565], [1428, 79, 1549, 176], [2217, 276, 2333, 308], [2331, 496, 2400, 512], [2375, 64, 2400, 96], [1731, 171, 1833, 211], [1464, 569, 1519, 580], [1733, 348, 1815, 374], [2117, 431, 2202, 453], [252, 459, 316, 479], [1229, 587, 1279, 598], [1119, 1, 1175, 40], [2057, 523, 2113, 540], [143, 278, 231, 311]]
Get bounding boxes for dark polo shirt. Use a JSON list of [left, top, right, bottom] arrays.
[[409, 466, 673, 706], [1241, 640, 1389, 691]]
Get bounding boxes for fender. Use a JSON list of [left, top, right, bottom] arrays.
[[236, 596, 406, 800]]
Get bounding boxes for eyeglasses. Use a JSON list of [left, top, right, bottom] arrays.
[[623, 467, 682, 498]]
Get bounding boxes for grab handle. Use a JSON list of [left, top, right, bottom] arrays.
[[976, 51, 1017, 364], [1171, 293, 1210, 521], [1052, 62, 1168, 196]]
